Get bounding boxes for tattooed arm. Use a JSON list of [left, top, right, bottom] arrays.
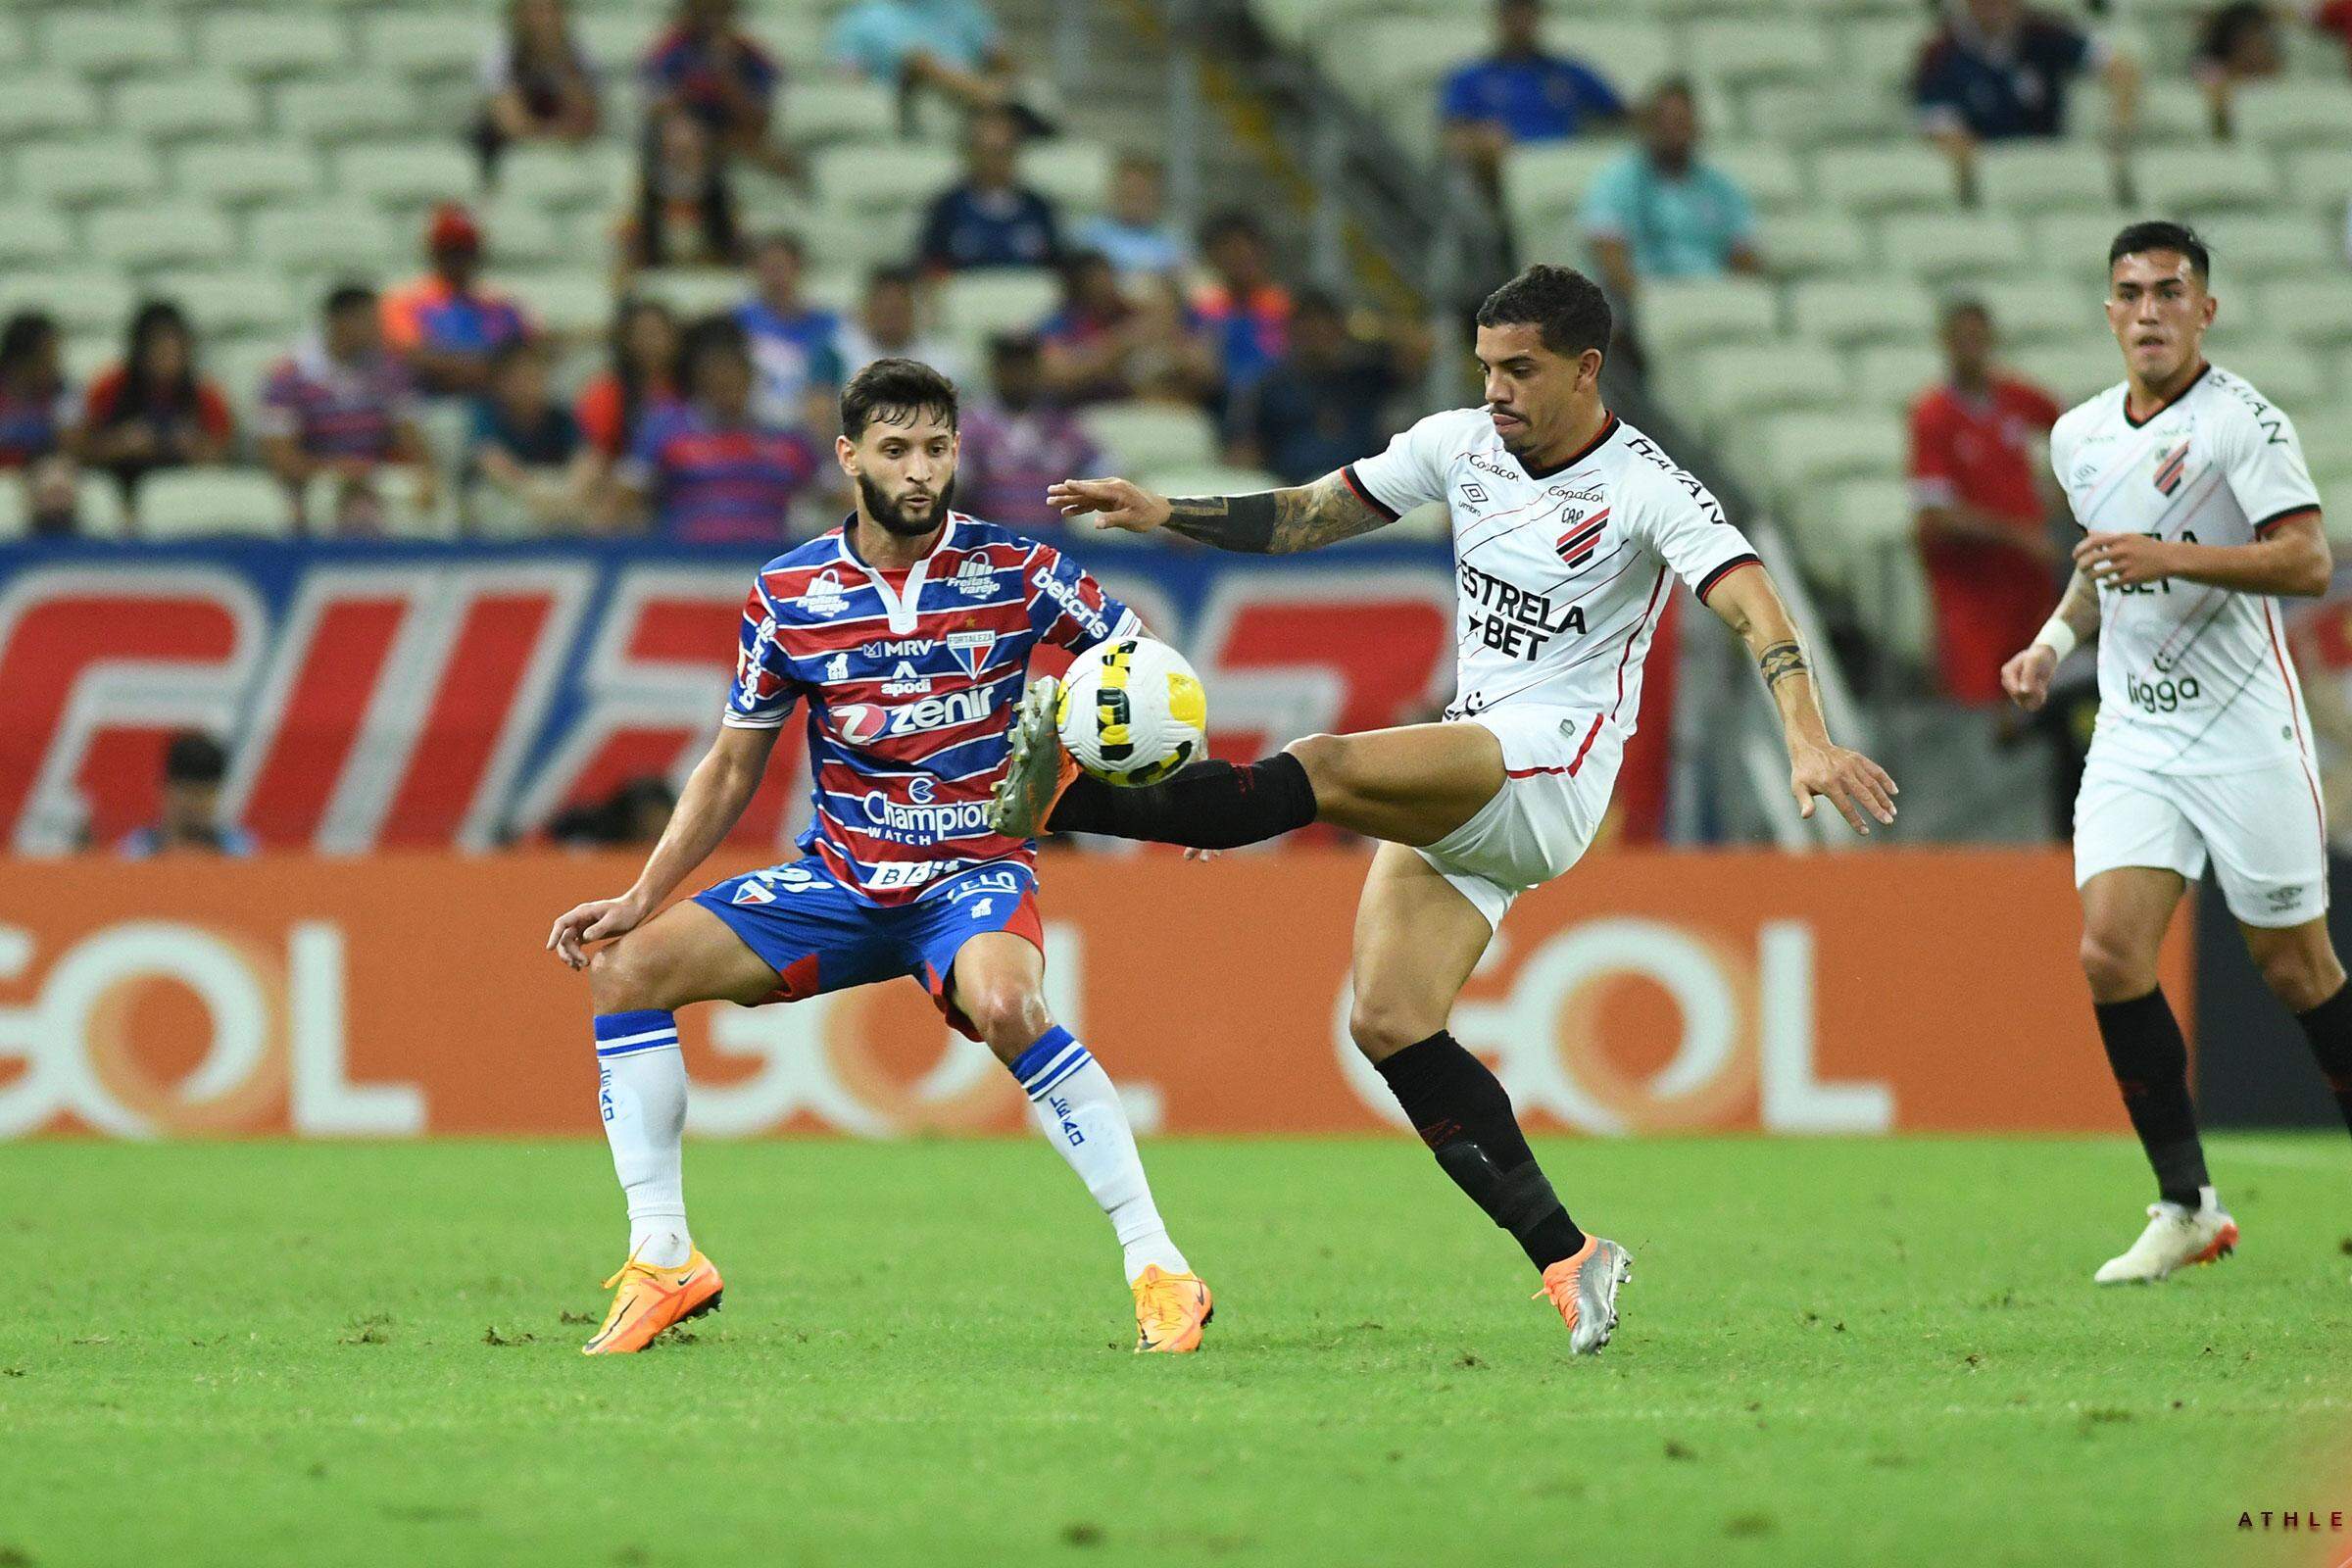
[[1705, 561, 1900, 835], [1044, 470, 1393, 555]]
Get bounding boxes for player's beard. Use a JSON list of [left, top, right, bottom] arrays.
[[858, 470, 956, 537]]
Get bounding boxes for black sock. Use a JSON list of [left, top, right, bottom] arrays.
[[1046, 752, 1318, 850], [2092, 987, 2209, 1210], [2294, 982, 2352, 1138], [1373, 1031, 1586, 1271]]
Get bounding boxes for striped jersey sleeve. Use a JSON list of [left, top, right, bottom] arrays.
[[721, 580, 801, 729]]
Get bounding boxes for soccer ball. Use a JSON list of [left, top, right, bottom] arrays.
[[1055, 638, 1208, 787]]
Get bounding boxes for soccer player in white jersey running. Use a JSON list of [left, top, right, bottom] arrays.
[[2002, 220, 2352, 1286], [989, 265, 1897, 1353]]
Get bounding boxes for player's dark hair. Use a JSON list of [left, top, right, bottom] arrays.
[[841, 357, 958, 441], [1475, 264, 1613, 361], [754, 229, 804, 264], [681, 315, 750, 370], [1198, 209, 1266, 252], [1940, 295, 1989, 328], [864, 264, 919, 293], [2109, 220, 2210, 282], [164, 729, 229, 786], [322, 282, 375, 318]]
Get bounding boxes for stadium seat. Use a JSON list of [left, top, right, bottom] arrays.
[[173, 143, 322, 207], [2030, 211, 2144, 279], [1708, 145, 1806, 212], [1758, 208, 1872, 277], [1543, 20, 1676, 96], [115, 76, 266, 142], [2189, 214, 2338, 279], [1499, 141, 1627, 238], [0, 207, 77, 268], [1840, 15, 1931, 83], [811, 143, 962, 218], [2228, 82, 2352, 149], [1849, 342, 1941, 412], [2258, 280, 2352, 348], [1685, 18, 1835, 86], [334, 142, 483, 210], [156, 272, 301, 339], [1670, 341, 1848, 434], [1631, 276, 1780, 355], [939, 270, 1061, 345], [0, 271, 135, 334], [629, 269, 746, 320], [2131, 144, 2281, 214], [1975, 276, 2103, 346], [1745, 408, 1907, 496], [574, 12, 662, 74], [782, 79, 902, 148], [1972, 144, 2121, 213], [2010, 341, 2125, 403], [1875, 212, 2029, 281], [1022, 141, 1115, 216], [136, 467, 298, 540], [38, 11, 185, 77], [86, 205, 237, 271], [1803, 475, 1916, 595], [362, 12, 489, 79], [1740, 82, 1906, 149], [489, 270, 612, 338], [1787, 277, 1936, 347], [2283, 149, 2352, 219], [497, 145, 628, 211], [278, 78, 424, 143], [2215, 339, 2328, 407], [0, 74, 102, 140], [2127, 80, 2217, 144], [475, 202, 565, 267], [196, 13, 350, 78], [248, 204, 400, 275], [1079, 403, 1221, 471], [17, 140, 162, 207], [211, 336, 291, 425], [1812, 146, 1961, 212]]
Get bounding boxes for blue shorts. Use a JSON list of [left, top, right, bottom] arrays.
[[691, 858, 1043, 1040]]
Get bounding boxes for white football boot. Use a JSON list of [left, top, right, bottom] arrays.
[[2093, 1196, 2238, 1285]]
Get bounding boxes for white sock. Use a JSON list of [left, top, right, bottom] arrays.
[[594, 1010, 692, 1268], [1010, 1027, 1190, 1283]]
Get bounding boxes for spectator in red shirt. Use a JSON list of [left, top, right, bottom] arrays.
[[1909, 297, 2064, 705], [80, 301, 234, 508], [382, 205, 532, 398], [576, 297, 684, 466], [641, 0, 794, 176], [2316, 0, 2352, 72], [1191, 211, 1293, 404]]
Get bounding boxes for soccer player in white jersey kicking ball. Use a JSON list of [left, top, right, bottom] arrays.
[[2002, 220, 2350, 1286], [990, 265, 1897, 1353], [546, 360, 1210, 1354]]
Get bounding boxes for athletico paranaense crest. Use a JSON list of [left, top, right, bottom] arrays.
[[1554, 507, 1610, 567], [2153, 438, 2189, 497]]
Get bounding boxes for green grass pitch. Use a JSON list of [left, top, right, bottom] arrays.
[[4, 1135, 2348, 1567]]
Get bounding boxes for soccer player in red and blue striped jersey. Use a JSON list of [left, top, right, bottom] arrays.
[[548, 358, 1210, 1355]]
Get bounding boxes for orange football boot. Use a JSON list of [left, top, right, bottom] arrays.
[[1131, 1264, 1213, 1353], [1534, 1235, 1632, 1355], [581, 1249, 724, 1355]]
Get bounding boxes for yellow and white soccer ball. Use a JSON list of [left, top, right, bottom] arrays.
[[1055, 637, 1208, 787]]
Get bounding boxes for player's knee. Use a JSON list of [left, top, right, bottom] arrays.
[[963, 984, 1051, 1054], [2077, 930, 2155, 1002], [587, 939, 659, 1014], [1283, 732, 1355, 801], [1348, 994, 1438, 1063], [2252, 942, 2343, 1013]]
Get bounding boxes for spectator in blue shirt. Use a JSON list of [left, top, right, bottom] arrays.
[[830, 0, 1023, 122], [1914, 0, 2137, 189], [1226, 289, 1425, 485], [1578, 78, 1760, 308], [1441, 0, 1624, 193], [734, 231, 844, 435], [118, 732, 256, 859], [1070, 153, 1189, 287], [915, 107, 1062, 273]]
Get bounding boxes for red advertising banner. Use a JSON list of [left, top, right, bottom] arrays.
[[0, 848, 2182, 1138]]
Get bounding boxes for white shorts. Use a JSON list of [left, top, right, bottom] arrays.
[[2073, 753, 2330, 927], [1414, 707, 1619, 929]]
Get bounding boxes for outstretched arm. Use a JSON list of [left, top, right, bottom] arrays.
[[2001, 565, 2102, 712], [1705, 564, 1899, 834], [1046, 469, 1393, 555], [547, 722, 779, 966]]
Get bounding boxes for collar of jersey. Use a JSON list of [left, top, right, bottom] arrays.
[[1512, 411, 1620, 480], [837, 513, 960, 633], [2122, 361, 2211, 429]]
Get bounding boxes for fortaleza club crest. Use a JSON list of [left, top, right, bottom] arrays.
[[948, 628, 996, 677]]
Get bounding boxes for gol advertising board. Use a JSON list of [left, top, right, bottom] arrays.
[[0, 849, 2182, 1139]]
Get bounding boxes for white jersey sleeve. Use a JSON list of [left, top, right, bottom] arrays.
[[1342, 408, 1486, 519], [1620, 454, 1760, 603], [2218, 396, 2323, 534]]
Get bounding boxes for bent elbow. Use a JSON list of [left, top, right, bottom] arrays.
[[2296, 541, 2335, 598]]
